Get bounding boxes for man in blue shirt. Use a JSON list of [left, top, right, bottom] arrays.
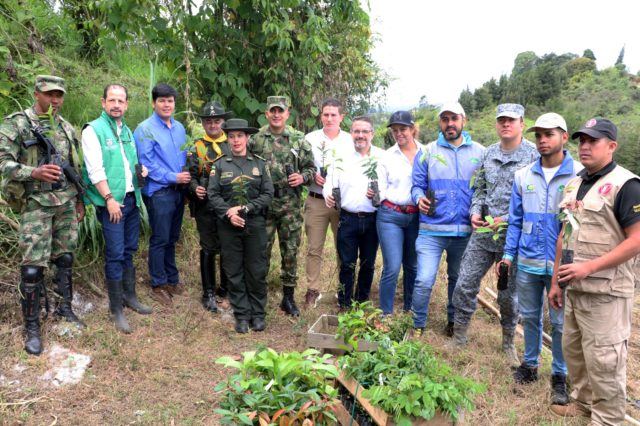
[[134, 84, 191, 306], [501, 113, 580, 405]]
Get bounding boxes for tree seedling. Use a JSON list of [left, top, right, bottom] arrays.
[[361, 156, 380, 207], [475, 215, 508, 240]]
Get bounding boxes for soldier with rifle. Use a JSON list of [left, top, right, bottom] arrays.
[[0, 75, 86, 355]]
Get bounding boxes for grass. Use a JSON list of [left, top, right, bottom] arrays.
[[0, 217, 639, 425]]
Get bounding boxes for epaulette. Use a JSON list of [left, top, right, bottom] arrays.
[[253, 154, 266, 161], [216, 154, 229, 162], [5, 111, 27, 120]]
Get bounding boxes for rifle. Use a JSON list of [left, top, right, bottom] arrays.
[[23, 124, 86, 196]]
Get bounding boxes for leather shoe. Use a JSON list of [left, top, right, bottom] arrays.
[[549, 402, 591, 418], [235, 319, 249, 334], [150, 287, 173, 306], [166, 282, 184, 296], [251, 317, 266, 332], [304, 289, 321, 309]]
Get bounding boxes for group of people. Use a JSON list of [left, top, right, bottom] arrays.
[[1, 75, 639, 426]]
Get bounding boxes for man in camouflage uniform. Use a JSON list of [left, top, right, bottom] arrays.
[[187, 101, 232, 313], [249, 96, 315, 316], [450, 103, 539, 367], [0, 75, 86, 355]]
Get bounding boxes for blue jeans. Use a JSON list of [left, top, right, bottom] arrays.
[[143, 187, 185, 287], [516, 269, 566, 375], [97, 193, 140, 281], [412, 234, 469, 328], [376, 204, 418, 314], [336, 212, 378, 308]]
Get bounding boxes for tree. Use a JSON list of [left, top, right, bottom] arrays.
[[582, 49, 596, 61], [615, 45, 625, 65]]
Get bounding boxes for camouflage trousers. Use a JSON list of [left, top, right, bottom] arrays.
[[451, 234, 519, 330], [266, 197, 303, 288], [19, 199, 78, 267]]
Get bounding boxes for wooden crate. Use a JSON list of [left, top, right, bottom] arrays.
[[335, 369, 464, 426], [307, 314, 379, 354]]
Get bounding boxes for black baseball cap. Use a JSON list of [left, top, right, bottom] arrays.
[[571, 117, 617, 141], [387, 110, 415, 127]]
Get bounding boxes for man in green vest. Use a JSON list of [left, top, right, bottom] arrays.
[[187, 101, 232, 312], [81, 84, 152, 333], [0, 75, 86, 355]]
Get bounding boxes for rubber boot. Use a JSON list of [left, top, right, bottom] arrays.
[[106, 279, 131, 333], [53, 253, 86, 328], [122, 268, 152, 315], [279, 286, 300, 317], [20, 265, 44, 355], [446, 322, 469, 348], [216, 253, 228, 298], [201, 250, 218, 312], [502, 328, 520, 368]]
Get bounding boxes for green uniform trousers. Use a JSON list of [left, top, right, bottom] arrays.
[[218, 215, 268, 320]]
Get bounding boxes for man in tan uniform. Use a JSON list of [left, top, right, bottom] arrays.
[[548, 118, 640, 425]]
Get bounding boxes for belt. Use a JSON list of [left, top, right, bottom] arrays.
[[342, 209, 376, 218], [166, 184, 181, 191], [383, 199, 418, 214], [308, 191, 324, 200], [125, 192, 135, 198]]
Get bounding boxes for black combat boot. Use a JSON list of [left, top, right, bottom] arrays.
[[216, 253, 228, 298], [280, 286, 300, 317], [20, 265, 44, 355], [550, 374, 569, 405], [513, 363, 538, 384], [53, 253, 86, 327], [106, 279, 130, 333], [201, 250, 218, 312], [122, 268, 152, 315]]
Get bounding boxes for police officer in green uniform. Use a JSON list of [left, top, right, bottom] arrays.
[[0, 75, 86, 355], [187, 101, 232, 312], [249, 96, 315, 316], [208, 119, 274, 333]]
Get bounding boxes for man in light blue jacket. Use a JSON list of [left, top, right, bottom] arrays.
[[501, 113, 581, 405], [410, 102, 485, 336]]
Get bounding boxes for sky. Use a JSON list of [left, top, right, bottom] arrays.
[[368, 0, 640, 110]]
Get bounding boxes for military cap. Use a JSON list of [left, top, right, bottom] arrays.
[[35, 75, 66, 93], [266, 96, 289, 111], [496, 103, 525, 119], [222, 118, 259, 135], [199, 101, 233, 119]]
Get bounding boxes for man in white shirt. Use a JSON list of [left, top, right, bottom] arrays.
[[82, 84, 152, 333], [303, 98, 353, 308], [324, 116, 384, 309]]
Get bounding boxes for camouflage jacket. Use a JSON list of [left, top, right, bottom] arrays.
[[249, 125, 315, 198], [470, 138, 539, 250], [0, 107, 80, 208]]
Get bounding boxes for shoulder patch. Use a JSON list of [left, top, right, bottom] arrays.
[[633, 204, 640, 213]]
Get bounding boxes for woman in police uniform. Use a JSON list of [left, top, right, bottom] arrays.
[[208, 119, 274, 333]]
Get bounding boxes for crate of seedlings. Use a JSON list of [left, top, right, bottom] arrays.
[[307, 302, 410, 355], [336, 341, 486, 425]]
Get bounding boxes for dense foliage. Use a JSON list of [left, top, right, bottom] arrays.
[[341, 341, 485, 425], [1, 0, 386, 131], [215, 348, 339, 425]]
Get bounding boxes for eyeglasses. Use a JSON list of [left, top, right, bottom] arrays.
[[351, 129, 372, 135]]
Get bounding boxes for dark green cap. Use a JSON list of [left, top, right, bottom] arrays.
[[199, 101, 233, 119], [266, 96, 289, 111], [35, 75, 66, 93]]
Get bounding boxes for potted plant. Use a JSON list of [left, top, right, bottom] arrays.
[[231, 174, 253, 235], [215, 348, 339, 425], [557, 204, 581, 288], [331, 149, 343, 213], [361, 156, 380, 207]]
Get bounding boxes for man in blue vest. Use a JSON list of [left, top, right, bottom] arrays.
[[82, 84, 152, 333]]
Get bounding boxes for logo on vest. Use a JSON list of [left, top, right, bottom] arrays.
[[106, 138, 114, 147], [526, 184, 535, 191], [598, 183, 612, 196]]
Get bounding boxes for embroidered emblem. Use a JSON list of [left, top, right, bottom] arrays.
[[586, 118, 597, 128], [221, 171, 233, 179], [106, 138, 114, 147], [558, 184, 565, 193], [598, 183, 612, 196], [252, 167, 260, 176], [526, 184, 535, 191], [470, 157, 480, 164], [633, 204, 640, 213], [210, 168, 215, 177]]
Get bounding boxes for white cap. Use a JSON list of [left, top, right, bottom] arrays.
[[526, 112, 568, 133], [439, 102, 465, 117]]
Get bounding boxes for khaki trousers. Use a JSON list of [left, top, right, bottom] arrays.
[[304, 195, 339, 292], [563, 291, 631, 426]]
